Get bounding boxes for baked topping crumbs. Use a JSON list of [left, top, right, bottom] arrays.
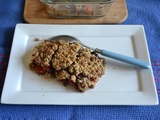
[[29, 39, 106, 92]]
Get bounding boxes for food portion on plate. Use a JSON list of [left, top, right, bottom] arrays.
[[29, 39, 106, 92]]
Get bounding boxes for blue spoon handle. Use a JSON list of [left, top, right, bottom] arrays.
[[99, 49, 151, 69]]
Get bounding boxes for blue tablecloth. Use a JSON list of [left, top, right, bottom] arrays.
[[0, 0, 160, 119]]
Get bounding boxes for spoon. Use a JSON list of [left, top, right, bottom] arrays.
[[49, 35, 151, 69]]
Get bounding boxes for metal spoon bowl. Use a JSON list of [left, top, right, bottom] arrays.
[[49, 35, 151, 69]]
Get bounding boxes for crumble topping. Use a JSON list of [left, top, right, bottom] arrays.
[[29, 39, 106, 92]]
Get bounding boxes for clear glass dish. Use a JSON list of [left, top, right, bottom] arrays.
[[40, 0, 116, 18]]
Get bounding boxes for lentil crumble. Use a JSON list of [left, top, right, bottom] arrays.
[[29, 39, 106, 92]]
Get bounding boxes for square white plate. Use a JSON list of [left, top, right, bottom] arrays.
[[1, 24, 158, 105]]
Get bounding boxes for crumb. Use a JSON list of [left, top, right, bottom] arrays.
[[34, 37, 47, 41], [34, 37, 40, 41]]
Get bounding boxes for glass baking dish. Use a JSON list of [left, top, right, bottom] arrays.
[[40, 0, 116, 18]]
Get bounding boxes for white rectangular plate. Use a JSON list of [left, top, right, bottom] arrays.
[[1, 24, 158, 105]]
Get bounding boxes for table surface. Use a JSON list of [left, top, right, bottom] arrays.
[[0, 0, 160, 120]]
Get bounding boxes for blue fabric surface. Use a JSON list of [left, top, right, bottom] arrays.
[[0, 0, 160, 119]]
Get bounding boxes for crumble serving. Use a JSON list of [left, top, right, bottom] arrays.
[[29, 39, 106, 92]]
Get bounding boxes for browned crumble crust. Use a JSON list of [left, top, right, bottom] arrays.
[[29, 39, 106, 92]]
